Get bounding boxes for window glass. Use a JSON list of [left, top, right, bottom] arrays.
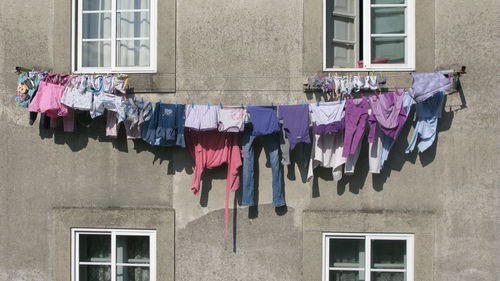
[[82, 41, 112, 67], [117, 0, 150, 10], [371, 0, 404, 4], [117, 11, 150, 38], [117, 40, 150, 66], [330, 270, 365, 281], [79, 234, 111, 263], [83, 0, 112, 11], [371, 7, 405, 34], [330, 239, 365, 268], [83, 13, 112, 39], [116, 236, 150, 264], [370, 37, 405, 63], [116, 266, 150, 281], [371, 240, 406, 269], [371, 272, 404, 281], [79, 265, 111, 281]]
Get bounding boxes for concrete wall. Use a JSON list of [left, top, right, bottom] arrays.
[[0, 0, 498, 281]]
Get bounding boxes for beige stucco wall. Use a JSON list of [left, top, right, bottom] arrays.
[[0, 0, 498, 280]]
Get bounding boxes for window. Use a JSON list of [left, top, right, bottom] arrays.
[[322, 233, 414, 281], [72, 0, 157, 73], [323, 0, 415, 71], [71, 228, 157, 281]]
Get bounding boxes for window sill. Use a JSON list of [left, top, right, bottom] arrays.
[[323, 67, 415, 72], [73, 68, 157, 74]]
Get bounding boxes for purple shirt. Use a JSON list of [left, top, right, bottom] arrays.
[[278, 104, 311, 149], [368, 91, 408, 142], [342, 98, 369, 158], [247, 106, 280, 136]]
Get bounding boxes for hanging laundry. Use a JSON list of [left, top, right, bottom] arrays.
[[307, 132, 346, 181], [380, 92, 413, 168], [342, 97, 369, 158], [15, 72, 41, 107], [409, 72, 451, 103], [216, 107, 246, 132], [309, 101, 345, 135], [367, 90, 406, 142], [185, 104, 218, 130], [185, 129, 242, 238], [123, 98, 152, 139], [246, 106, 280, 136], [406, 91, 445, 153], [278, 104, 311, 150], [142, 102, 186, 147], [241, 123, 285, 208], [28, 80, 70, 118], [61, 76, 93, 111]]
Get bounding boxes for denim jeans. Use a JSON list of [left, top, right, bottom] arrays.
[[241, 124, 286, 207]]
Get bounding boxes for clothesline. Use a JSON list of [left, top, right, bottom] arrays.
[[13, 66, 464, 238]]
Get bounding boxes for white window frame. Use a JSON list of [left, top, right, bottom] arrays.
[[322, 232, 414, 281], [323, 0, 415, 72], [71, 0, 158, 74], [71, 228, 157, 281]]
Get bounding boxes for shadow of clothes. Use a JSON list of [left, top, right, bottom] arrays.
[[285, 142, 312, 183], [198, 164, 230, 207]]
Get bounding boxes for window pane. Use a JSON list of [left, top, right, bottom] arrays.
[[371, 272, 404, 281], [330, 270, 365, 281], [117, 12, 150, 38], [371, 240, 406, 269], [371, 8, 405, 34], [371, 37, 405, 63], [371, 0, 405, 4], [79, 234, 111, 262], [83, 13, 111, 39], [117, 0, 150, 10], [79, 265, 111, 281], [117, 40, 150, 66], [83, 41, 112, 67], [117, 236, 150, 264], [117, 266, 150, 281], [83, 0, 111, 11], [333, 0, 355, 14], [330, 239, 365, 268]]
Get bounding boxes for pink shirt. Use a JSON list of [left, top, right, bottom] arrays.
[[185, 129, 242, 238]]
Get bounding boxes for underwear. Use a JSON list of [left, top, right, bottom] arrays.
[[91, 93, 126, 122], [61, 86, 93, 111], [217, 107, 246, 132], [184, 105, 218, 131]]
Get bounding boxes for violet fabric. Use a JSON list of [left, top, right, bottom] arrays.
[[278, 104, 311, 150], [247, 106, 280, 136], [342, 97, 369, 158], [409, 72, 451, 103], [313, 119, 345, 135], [367, 91, 407, 142]]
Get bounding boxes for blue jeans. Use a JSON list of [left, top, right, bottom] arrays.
[[241, 124, 286, 207]]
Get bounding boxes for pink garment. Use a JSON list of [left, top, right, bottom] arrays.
[[185, 129, 242, 238], [28, 81, 69, 117]]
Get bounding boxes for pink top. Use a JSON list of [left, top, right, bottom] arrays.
[[185, 129, 242, 238]]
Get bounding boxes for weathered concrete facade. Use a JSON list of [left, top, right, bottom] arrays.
[[0, 0, 498, 280]]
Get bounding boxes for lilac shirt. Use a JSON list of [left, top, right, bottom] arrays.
[[278, 104, 311, 149], [342, 97, 369, 158], [368, 91, 407, 142], [409, 72, 452, 103], [247, 106, 280, 136]]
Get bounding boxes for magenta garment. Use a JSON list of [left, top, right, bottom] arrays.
[[342, 97, 369, 158], [313, 119, 345, 135], [278, 104, 311, 149], [367, 91, 408, 142]]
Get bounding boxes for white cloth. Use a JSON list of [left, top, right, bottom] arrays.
[[91, 93, 126, 122], [307, 132, 346, 182], [60, 87, 93, 111], [217, 108, 246, 132], [309, 101, 345, 125]]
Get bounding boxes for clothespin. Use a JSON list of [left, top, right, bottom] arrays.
[[316, 99, 320, 106], [219, 102, 223, 109], [207, 102, 210, 109], [301, 100, 305, 105], [174, 100, 177, 105], [192, 101, 195, 107]]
